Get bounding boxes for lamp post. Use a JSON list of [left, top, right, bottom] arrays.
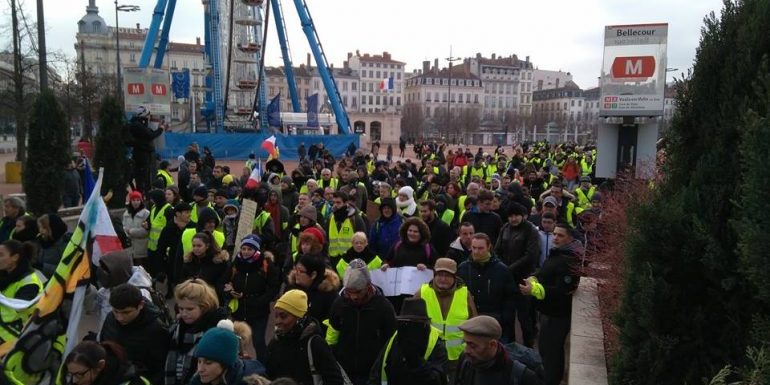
[[445, 47, 460, 142], [115, 2, 140, 101]]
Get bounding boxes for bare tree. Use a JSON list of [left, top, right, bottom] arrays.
[[400, 102, 425, 140]]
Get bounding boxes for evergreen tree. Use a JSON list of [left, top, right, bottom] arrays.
[[612, 1, 770, 383], [22, 91, 70, 215], [93, 96, 129, 209]]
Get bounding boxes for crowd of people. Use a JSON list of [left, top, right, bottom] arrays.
[[0, 126, 604, 385]]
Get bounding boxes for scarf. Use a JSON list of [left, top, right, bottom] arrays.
[[396, 198, 417, 216], [264, 202, 282, 238]]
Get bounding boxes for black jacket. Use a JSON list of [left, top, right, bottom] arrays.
[[534, 240, 581, 318], [287, 267, 341, 328], [224, 258, 281, 322], [454, 345, 541, 385], [384, 240, 437, 269], [368, 330, 448, 385], [446, 238, 471, 267], [99, 303, 171, 385], [494, 220, 541, 281], [266, 318, 344, 385], [425, 217, 452, 258], [461, 211, 503, 244], [76, 346, 147, 385], [328, 287, 397, 381], [181, 249, 230, 295], [456, 256, 515, 324]]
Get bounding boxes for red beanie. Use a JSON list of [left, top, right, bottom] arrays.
[[128, 191, 143, 201], [303, 227, 325, 246]]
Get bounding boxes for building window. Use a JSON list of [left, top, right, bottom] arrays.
[[129, 53, 136, 62], [571, 100, 575, 107], [352, 96, 357, 107], [376, 71, 380, 78], [578, 100, 582, 107], [564, 102, 568, 109], [397, 72, 401, 80], [342, 81, 348, 91], [368, 83, 374, 92], [396, 96, 401, 106], [314, 80, 320, 90], [362, 96, 367, 105], [376, 96, 380, 105], [426, 106, 431, 117], [369, 95, 373, 105], [352, 82, 357, 91]]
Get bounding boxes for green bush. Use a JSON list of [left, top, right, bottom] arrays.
[[93, 96, 129, 209]]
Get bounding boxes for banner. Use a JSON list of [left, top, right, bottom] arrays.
[[600, 23, 668, 116], [123, 67, 171, 115], [307, 93, 319, 128], [235, 199, 258, 248], [172, 69, 190, 99], [267, 93, 281, 127], [370, 267, 434, 297]]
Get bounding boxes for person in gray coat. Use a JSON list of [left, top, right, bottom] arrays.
[[123, 191, 150, 264]]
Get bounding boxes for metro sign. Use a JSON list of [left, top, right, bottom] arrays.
[[127, 83, 145, 95], [151, 84, 167, 96], [611, 56, 656, 79]]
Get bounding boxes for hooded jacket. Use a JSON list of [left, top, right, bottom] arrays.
[[369, 210, 402, 258], [446, 238, 471, 266], [494, 220, 541, 281], [367, 324, 448, 385], [456, 256, 515, 325], [225, 254, 281, 322], [122, 205, 150, 260], [181, 244, 230, 292], [265, 318, 344, 385], [36, 214, 71, 278], [95, 250, 154, 329], [222, 203, 240, 251], [328, 286, 397, 382], [287, 267, 341, 327], [99, 303, 171, 385]]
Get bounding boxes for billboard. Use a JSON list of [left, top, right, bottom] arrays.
[[600, 23, 668, 116], [123, 67, 171, 115]]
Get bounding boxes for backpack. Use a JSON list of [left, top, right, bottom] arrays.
[[307, 335, 353, 385], [503, 342, 545, 381], [136, 279, 174, 327]]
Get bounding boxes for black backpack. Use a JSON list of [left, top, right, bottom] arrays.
[[503, 342, 545, 381]]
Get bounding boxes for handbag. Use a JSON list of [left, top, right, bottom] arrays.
[[306, 335, 354, 385]]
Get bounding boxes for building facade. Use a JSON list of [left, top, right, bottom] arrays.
[[347, 51, 405, 113], [532, 81, 587, 142], [466, 53, 534, 125], [533, 69, 573, 91]]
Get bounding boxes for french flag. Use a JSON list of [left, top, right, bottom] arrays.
[[379, 77, 394, 91], [261, 135, 278, 159], [245, 160, 262, 190]]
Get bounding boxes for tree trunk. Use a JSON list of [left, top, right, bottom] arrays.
[[11, 0, 26, 162]]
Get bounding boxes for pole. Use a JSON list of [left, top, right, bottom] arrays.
[[11, 0, 26, 162], [36, 0, 48, 91], [115, 0, 122, 101], [192, 92, 197, 133], [446, 47, 460, 142]]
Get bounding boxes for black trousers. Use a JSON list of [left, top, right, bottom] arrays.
[[512, 294, 536, 347], [538, 313, 571, 385]]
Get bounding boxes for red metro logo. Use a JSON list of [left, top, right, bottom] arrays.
[[611, 56, 656, 80]]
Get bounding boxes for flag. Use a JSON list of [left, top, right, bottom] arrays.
[[307, 93, 319, 128], [262, 135, 278, 160], [245, 159, 262, 190], [2, 168, 122, 385], [172, 69, 190, 99], [379, 77, 394, 91], [83, 158, 95, 200], [267, 93, 281, 127]]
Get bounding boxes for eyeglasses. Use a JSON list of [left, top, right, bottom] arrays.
[[66, 368, 91, 382], [294, 266, 309, 275]]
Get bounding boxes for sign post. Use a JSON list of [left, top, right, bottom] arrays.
[[597, 23, 668, 179]]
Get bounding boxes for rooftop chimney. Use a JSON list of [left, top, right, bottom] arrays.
[[136, 23, 140, 30], [383, 51, 390, 60], [196, 37, 201, 45], [525, 55, 530, 63], [423, 60, 430, 74], [491, 53, 496, 60], [347, 52, 352, 59], [307, 53, 311, 68], [434, 58, 439, 73], [343, 60, 348, 69]]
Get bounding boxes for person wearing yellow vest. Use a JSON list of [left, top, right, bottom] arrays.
[[325, 259, 396, 385], [369, 297, 448, 385], [145, 190, 171, 273], [180, 230, 230, 287], [324, 192, 367, 259], [413, 258, 478, 365], [190, 186, 216, 225], [180, 207, 226, 260], [574, 176, 596, 209], [0, 240, 43, 357], [287, 205, 324, 259], [319, 169, 339, 191], [335, 232, 382, 278], [154, 160, 175, 189]]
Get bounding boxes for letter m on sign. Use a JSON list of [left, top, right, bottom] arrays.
[[127, 83, 144, 95], [611, 56, 656, 79], [626, 60, 642, 76], [151, 84, 167, 96]]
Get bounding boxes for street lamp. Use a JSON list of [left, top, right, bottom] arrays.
[[115, 2, 140, 100], [445, 47, 460, 142]]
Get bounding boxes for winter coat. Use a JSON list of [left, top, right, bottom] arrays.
[[534, 240, 581, 318], [265, 318, 344, 385], [99, 303, 170, 385], [59, 344, 148, 385], [456, 256, 515, 325], [122, 208, 150, 260], [328, 287, 397, 382], [165, 307, 229, 385], [63, 168, 82, 198], [384, 240, 437, 269], [189, 359, 267, 385], [181, 249, 230, 293], [446, 238, 471, 266], [369, 215, 403, 257], [36, 214, 70, 278], [494, 220, 541, 281], [455, 345, 541, 385], [224, 256, 281, 322], [95, 260, 154, 330], [367, 329, 448, 385], [281, 186, 299, 215], [425, 217, 451, 258], [461, 211, 503, 245], [287, 268, 341, 326]]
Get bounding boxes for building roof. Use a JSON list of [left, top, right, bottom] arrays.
[[353, 51, 405, 65], [411, 64, 480, 81], [533, 81, 584, 101], [167, 42, 204, 54]]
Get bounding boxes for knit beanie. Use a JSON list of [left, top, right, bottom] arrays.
[[343, 259, 371, 290], [195, 320, 240, 367], [303, 227, 325, 245], [275, 289, 308, 318], [128, 191, 143, 201], [300, 205, 317, 222], [240, 234, 261, 252]]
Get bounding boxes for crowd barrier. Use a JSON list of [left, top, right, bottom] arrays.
[[158, 133, 360, 160]]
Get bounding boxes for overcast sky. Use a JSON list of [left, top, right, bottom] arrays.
[[13, 0, 723, 88]]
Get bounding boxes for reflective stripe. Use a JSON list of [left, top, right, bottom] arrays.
[[420, 284, 469, 360], [381, 327, 440, 384], [0, 272, 42, 347], [328, 217, 354, 257], [253, 211, 271, 233]]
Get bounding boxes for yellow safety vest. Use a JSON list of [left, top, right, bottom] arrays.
[[380, 327, 440, 385], [580, 159, 593, 177], [328, 216, 355, 257], [574, 186, 595, 209], [156, 169, 175, 187], [321, 178, 339, 190], [253, 211, 272, 234], [147, 203, 170, 251], [420, 284, 469, 360], [0, 272, 42, 346], [190, 201, 214, 224], [440, 209, 455, 227], [335, 256, 382, 278], [181, 229, 225, 256], [289, 224, 301, 255]]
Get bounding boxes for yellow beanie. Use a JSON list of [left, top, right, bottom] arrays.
[[275, 289, 308, 318], [222, 174, 234, 186]]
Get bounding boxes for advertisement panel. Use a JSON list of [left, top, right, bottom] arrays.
[[123, 67, 171, 115], [600, 23, 668, 116]]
